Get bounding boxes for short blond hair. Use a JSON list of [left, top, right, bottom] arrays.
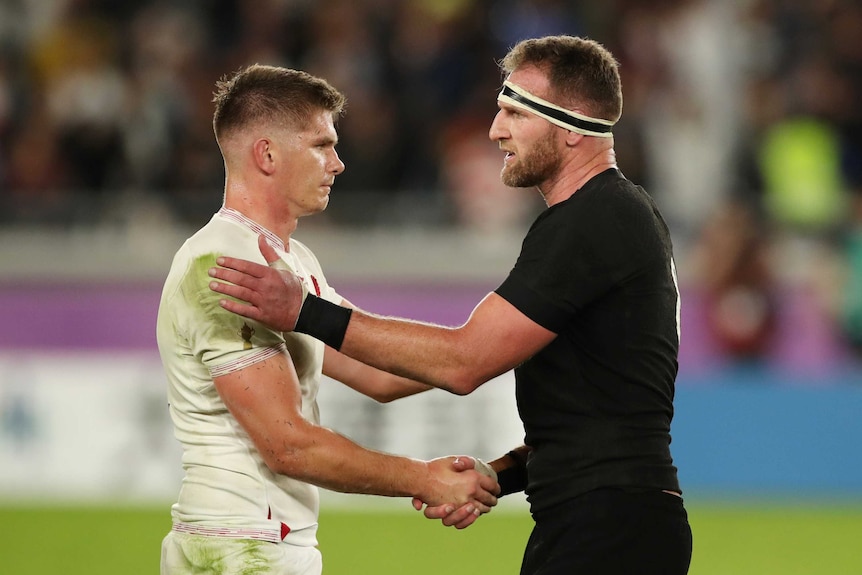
[[212, 64, 346, 142]]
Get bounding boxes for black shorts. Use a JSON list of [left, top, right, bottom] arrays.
[[520, 488, 692, 575]]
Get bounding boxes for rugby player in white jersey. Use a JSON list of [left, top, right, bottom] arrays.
[[156, 64, 498, 575]]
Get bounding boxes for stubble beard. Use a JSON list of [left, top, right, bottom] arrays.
[[500, 130, 561, 189]]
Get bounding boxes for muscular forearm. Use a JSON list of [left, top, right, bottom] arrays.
[[262, 420, 489, 509], [340, 310, 483, 395], [305, 292, 549, 394], [268, 423, 425, 497]]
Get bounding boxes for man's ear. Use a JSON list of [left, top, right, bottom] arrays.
[[564, 130, 585, 147], [253, 138, 276, 174]]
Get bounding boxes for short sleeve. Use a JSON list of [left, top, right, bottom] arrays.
[[176, 251, 286, 377], [496, 192, 634, 330]]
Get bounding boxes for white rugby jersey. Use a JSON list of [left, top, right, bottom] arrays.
[[156, 207, 340, 547]]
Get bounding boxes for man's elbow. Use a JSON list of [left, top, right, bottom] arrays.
[[446, 371, 486, 395], [369, 390, 400, 404], [258, 437, 313, 478], [262, 450, 304, 477]]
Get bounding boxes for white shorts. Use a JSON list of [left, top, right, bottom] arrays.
[[161, 531, 322, 575]]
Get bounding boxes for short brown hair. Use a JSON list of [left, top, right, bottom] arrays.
[[212, 64, 346, 142], [500, 36, 622, 123]]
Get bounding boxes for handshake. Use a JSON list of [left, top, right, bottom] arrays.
[[413, 456, 500, 530]]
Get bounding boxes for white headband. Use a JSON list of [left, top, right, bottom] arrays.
[[497, 81, 615, 138]]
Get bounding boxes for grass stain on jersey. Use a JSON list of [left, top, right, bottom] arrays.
[[181, 538, 271, 575], [180, 252, 247, 348], [179, 252, 284, 352]]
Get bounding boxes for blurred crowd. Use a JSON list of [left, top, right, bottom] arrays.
[[0, 0, 861, 366]]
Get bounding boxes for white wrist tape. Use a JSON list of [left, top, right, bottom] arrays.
[[473, 458, 498, 483]]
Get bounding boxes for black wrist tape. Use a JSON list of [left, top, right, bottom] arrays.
[[496, 465, 528, 497], [506, 449, 528, 467], [293, 294, 353, 350]]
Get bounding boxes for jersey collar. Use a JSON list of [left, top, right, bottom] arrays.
[[218, 207, 286, 252]]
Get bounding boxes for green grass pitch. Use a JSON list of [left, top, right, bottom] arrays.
[[1, 501, 861, 574]]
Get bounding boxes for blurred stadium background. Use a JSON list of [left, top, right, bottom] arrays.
[[1, 0, 862, 573]]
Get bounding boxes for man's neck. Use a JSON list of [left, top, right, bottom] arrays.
[[223, 182, 298, 246], [540, 146, 617, 207]]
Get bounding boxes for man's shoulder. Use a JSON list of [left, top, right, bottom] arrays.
[[181, 215, 262, 262], [287, 237, 325, 270], [288, 236, 314, 256], [580, 169, 656, 216], [584, 168, 640, 198], [162, 216, 261, 297]]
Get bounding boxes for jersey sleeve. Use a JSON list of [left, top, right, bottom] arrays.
[[176, 251, 286, 378], [496, 200, 632, 333], [496, 273, 571, 333]]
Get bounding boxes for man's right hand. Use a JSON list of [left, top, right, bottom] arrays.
[[415, 456, 500, 529], [209, 234, 305, 331]]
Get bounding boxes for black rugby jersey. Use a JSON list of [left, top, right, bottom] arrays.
[[496, 168, 681, 513]]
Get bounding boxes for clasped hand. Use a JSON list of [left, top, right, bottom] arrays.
[[417, 456, 500, 530]]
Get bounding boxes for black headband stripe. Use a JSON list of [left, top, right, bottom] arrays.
[[500, 85, 613, 134]]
